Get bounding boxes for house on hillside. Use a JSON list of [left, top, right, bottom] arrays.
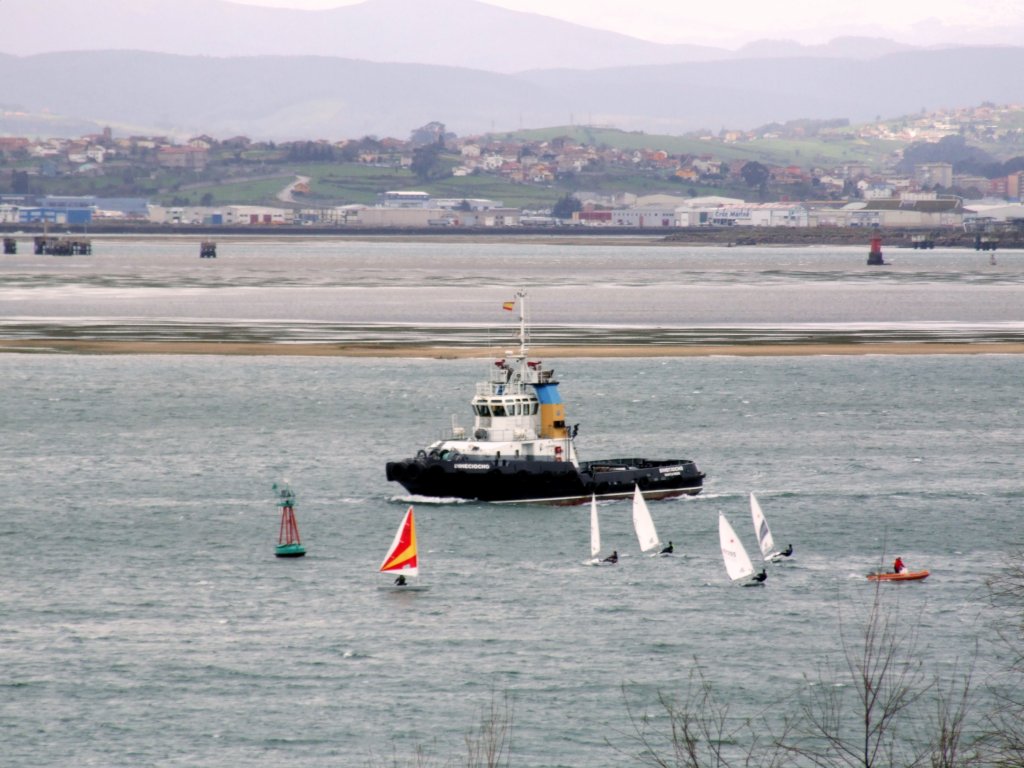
[[770, 165, 808, 185], [157, 146, 208, 171], [841, 162, 872, 180], [0, 137, 30, 154]]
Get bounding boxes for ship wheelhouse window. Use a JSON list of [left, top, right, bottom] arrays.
[[491, 402, 507, 417], [475, 403, 491, 417]]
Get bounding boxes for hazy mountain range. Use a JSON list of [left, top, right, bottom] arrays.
[[1, 0, 929, 70], [0, 0, 1021, 140]]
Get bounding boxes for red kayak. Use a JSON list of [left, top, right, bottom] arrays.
[[867, 570, 929, 582]]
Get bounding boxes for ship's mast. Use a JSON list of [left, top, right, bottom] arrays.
[[516, 289, 528, 358]]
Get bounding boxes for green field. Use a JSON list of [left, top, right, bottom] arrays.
[[157, 175, 295, 207], [499, 125, 902, 168], [305, 163, 417, 205], [158, 164, 571, 209], [152, 160, 796, 209]]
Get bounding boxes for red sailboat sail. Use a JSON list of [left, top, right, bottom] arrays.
[[380, 506, 419, 577]]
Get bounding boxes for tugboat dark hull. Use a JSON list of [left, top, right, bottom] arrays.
[[385, 456, 704, 505]]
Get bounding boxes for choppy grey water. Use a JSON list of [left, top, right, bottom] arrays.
[[1, 238, 1023, 767]]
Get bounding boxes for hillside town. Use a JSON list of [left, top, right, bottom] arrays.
[[2, 104, 1024, 232]]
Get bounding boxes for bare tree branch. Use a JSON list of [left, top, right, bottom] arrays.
[[613, 666, 792, 768], [785, 581, 932, 768], [464, 688, 514, 768]]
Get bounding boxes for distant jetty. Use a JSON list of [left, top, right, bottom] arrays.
[[33, 235, 92, 255], [1, 224, 1022, 249], [663, 226, 1024, 249]]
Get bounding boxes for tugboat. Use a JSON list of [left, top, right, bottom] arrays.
[[385, 291, 704, 505]]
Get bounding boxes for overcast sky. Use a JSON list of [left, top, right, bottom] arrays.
[[228, 0, 1024, 47]]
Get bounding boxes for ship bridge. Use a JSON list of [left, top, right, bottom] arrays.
[[468, 356, 570, 447]]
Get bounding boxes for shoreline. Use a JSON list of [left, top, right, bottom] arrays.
[[3, 339, 1024, 357], [3, 226, 1021, 249]]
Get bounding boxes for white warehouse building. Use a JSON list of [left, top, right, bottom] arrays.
[[609, 205, 679, 227], [704, 203, 809, 227]]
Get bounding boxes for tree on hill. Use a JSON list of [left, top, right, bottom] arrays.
[[11, 170, 29, 194], [741, 161, 770, 199], [286, 141, 335, 162], [741, 161, 770, 188], [551, 194, 582, 219], [410, 121, 448, 148], [338, 136, 382, 162], [411, 143, 445, 182], [898, 135, 996, 176]]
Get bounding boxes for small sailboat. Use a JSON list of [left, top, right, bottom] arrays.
[[632, 485, 661, 555], [588, 494, 617, 564], [750, 493, 792, 563], [380, 506, 428, 590], [720, 512, 766, 586], [273, 481, 305, 558]]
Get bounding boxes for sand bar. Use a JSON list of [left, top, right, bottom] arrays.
[[3, 339, 1024, 357]]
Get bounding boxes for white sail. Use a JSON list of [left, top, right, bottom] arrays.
[[590, 494, 601, 560], [719, 513, 755, 581], [632, 485, 661, 553], [750, 493, 776, 560]]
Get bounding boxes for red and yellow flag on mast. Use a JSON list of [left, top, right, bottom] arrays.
[[502, 300, 515, 311]]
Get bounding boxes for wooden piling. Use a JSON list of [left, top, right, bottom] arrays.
[[33, 236, 91, 256]]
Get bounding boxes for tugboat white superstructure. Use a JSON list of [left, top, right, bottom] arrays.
[[385, 291, 704, 505]]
